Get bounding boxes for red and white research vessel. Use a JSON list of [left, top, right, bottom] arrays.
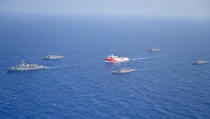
[[105, 54, 129, 63]]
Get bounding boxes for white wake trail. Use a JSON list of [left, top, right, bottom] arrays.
[[131, 57, 153, 61], [46, 66, 71, 69]]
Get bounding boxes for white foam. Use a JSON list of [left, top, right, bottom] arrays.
[[46, 66, 71, 69], [131, 57, 153, 61]]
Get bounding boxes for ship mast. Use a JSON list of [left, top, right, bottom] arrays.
[[22, 60, 25, 65]]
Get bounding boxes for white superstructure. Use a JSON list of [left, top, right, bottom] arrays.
[[192, 59, 208, 65]]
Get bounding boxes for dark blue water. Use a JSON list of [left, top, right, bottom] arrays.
[[0, 16, 210, 119]]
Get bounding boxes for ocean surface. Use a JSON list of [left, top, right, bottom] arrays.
[[0, 16, 210, 119]]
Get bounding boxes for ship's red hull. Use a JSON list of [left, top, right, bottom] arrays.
[[105, 54, 129, 63], [105, 57, 119, 63]]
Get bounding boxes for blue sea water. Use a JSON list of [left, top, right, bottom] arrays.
[[0, 16, 210, 119]]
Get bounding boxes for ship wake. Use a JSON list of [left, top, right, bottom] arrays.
[[46, 66, 71, 69], [131, 57, 153, 61]]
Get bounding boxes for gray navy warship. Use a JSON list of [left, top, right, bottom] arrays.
[[7, 60, 46, 72], [148, 48, 161, 52], [112, 68, 135, 74], [43, 55, 64, 60]]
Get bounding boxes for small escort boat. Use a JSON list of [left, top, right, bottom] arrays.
[[112, 68, 135, 74], [192, 59, 208, 65], [7, 60, 46, 72], [43, 55, 64, 60], [105, 54, 129, 63]]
